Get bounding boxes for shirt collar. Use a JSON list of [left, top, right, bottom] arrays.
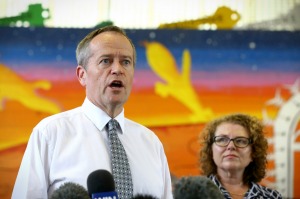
[[209, 174, 254, 198], [82, 97, 125, 133]]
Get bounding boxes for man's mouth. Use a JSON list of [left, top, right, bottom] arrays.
[[109, 80, 123, 88]]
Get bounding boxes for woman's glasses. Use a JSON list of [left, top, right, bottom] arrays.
[[213, 136, 251, 148]]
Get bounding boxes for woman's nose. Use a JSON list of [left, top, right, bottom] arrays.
[[227, 140, 236, 150]]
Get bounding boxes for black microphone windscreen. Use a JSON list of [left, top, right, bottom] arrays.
[[50, 182, 90, 199], [87, 169, 116, 195], [173, 176, 224, 199], [131, 194, 158, 199]]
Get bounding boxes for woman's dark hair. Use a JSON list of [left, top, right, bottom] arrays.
[[199, 113, 268, 183]]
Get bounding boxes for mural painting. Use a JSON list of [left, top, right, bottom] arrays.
[[0, 27, 299, 198]]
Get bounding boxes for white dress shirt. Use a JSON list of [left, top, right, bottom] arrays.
[[12, 98, 173, 199]]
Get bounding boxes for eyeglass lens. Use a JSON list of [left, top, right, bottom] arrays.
[[214, 136, 250, 148]]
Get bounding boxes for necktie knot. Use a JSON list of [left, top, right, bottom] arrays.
[[107, 119, 118, 132]]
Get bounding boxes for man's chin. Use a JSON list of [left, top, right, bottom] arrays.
[[109, 98, 126, 107]]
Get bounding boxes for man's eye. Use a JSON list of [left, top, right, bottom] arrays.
[[123, 60, 130, 65], [100, 59, 110, 64]]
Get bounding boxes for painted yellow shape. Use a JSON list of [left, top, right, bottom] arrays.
[[158, 6, 241, 30], [143, 41, 213, 123], [0, 64, 61, 114]]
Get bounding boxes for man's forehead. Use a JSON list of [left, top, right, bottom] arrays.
[[90, 32, 133, 52]]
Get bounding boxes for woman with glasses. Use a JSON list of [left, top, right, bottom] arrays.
[[199, 113, 282, 199]]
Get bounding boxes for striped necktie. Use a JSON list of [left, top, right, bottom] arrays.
[[107, 119, 133, 199]]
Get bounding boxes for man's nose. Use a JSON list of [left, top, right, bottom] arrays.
[[111, 61, 123, 75]]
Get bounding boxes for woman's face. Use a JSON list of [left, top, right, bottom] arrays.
[[212, 122, 252, 173]]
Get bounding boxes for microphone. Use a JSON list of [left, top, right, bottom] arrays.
[[50, 182, 90, 199], [87, 169, 118, 199], [131, 194, 158, 199], [173, 176, 224, 199]]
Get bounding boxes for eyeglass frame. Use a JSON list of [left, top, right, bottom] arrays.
[[213, 136, 252, 148]]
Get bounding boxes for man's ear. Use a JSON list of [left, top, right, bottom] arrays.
[[76, 65, 87, 86]]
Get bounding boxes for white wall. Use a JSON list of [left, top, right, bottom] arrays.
[[0, 0, 299, 30]]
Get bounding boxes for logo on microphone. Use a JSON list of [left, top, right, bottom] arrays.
[[92, 191, 118, 199]]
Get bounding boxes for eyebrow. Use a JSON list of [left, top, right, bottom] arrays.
[[215, 135, 249, 138], [100, 53, 133, 60]]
